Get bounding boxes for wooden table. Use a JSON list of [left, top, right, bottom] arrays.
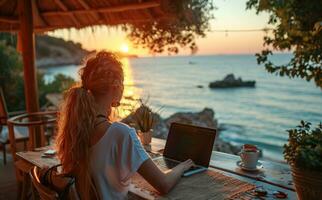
[[16, 138, 297, 199]]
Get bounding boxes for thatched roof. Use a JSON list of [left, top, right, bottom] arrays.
[[0, 0, 172, 32]]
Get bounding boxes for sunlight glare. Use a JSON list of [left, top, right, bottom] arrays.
[[112, 58, 141, 120], [120, 43, 129, 53]]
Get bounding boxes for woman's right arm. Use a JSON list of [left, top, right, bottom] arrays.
[[137, 158, 194, 194]]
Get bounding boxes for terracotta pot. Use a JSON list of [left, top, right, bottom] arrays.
[[138, 130, 152, 145], [291, 166, 322, 200]]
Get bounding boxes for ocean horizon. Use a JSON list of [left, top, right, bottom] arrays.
[[43, 54, 322, 162]]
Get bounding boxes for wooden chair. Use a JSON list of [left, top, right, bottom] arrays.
[[0, 87, 28, 165], [7, 111, 57, 200], [30, 166, 59, 200], [7, 111, 57, 158], [30, 166, 80, 200]]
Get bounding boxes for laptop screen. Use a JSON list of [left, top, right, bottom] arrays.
[[163, 123, 216, 167]]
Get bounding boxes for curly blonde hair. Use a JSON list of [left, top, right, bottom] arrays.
[[55, 51, 124, 199]]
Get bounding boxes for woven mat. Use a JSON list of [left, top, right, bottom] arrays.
[[131, 169, 256, 200]]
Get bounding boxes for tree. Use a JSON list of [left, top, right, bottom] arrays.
[[0, 36, 75, 111], [246, 0, 322, 88], [124, 0, 214, 55], [0, 41, 24, 111], [38, 73, 75, 108]]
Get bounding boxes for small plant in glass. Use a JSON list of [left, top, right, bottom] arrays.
[[133, 98, 162, 145]]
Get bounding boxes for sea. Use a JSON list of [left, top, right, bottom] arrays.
[[43, 54, 322, 161]]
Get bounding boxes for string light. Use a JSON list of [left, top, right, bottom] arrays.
[[208, 28, 274, 37], [210, 28, 274, 32]]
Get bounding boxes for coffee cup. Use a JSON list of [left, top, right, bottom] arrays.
[[239, 144, 260, 169]]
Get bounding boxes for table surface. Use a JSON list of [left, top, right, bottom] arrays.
[[16, 137, 297, 200], [145, 138, 294, 190]]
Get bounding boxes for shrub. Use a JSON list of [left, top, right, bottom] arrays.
[[284, 121, 322, 171]]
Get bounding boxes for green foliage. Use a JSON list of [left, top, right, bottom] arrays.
[[0, 33, 17, 47], [0, 41, 24, 111], [40, 74, 75, 95], [124, 0, 214, 55], [0, 38, 75, 111], [38, 73, 75, 107], [284, 121, 322, 171], [246, 0, 322, 88]]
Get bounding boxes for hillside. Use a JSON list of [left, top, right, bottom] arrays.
[[0, 33, 137, 68], [36, 35, 91, 67]]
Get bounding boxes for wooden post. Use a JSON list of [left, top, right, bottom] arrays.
[[18, 0, 39, 113], [18, 0, 42, 148]]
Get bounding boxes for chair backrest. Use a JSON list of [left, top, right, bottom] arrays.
[[7, 111, 57, 161], [30, 166, 59, 200], [30, 166, 81, 200]]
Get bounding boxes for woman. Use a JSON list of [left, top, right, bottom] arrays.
[[56, 51, 194, 199]]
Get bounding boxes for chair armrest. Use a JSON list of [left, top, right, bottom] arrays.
[[8, 110, 26, 117], [8, 109, 57, 117]]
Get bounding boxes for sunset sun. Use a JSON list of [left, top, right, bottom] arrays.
[[120, 43, 129, 53]]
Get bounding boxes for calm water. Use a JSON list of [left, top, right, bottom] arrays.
[[43, 54, 322, 161]]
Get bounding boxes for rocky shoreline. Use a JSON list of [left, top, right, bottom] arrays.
[[122, 107, 242, 155]]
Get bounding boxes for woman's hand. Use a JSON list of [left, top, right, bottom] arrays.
[[176, 159, 195, 172]]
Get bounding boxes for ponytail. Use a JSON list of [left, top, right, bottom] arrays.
[[56, 85, 98, 199]]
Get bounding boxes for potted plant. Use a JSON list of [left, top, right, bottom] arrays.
[[284, 121, 322, 200], [133, 100, 158, 145]]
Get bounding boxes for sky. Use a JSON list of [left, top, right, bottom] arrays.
[[48, 0, 273, 56]]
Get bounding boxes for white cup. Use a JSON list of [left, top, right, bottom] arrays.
[[239, 150, 260, 169]]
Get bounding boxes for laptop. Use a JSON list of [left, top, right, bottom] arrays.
[[153, 122, 216, 177]]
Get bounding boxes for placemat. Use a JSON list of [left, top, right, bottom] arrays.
[[131, 168, 256, 200]]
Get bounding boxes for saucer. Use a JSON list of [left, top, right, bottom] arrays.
[[236, 160, 263, 171]]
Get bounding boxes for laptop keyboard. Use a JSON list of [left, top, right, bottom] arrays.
[[154, 157, 179, 170], [153, 157, 201, 173]]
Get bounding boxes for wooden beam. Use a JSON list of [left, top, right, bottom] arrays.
[[42, 1, 160, 16], [31, 0, 47, 27], [76, 0, 103, 23], [0, 16, 19, 24], [0, 15, 176, 33], [31, 16, 174, 32], [0, 1, 161, 26], [53, 0, 81, 28]]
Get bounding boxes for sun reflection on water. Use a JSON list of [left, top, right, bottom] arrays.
[[112, 58, 141, 120]]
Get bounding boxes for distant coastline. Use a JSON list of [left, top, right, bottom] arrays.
[[37, 53, 138, 68], [35, 35, 138, 68]]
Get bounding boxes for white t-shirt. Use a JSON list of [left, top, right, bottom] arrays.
[[90, 122, 150, 200]]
